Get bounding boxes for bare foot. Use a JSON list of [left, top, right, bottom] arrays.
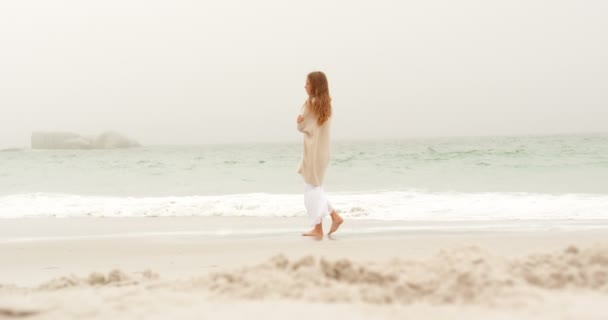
[[328, 211, 344, 236], [302, 224, 323, 238], [302, 229, 323, 237]]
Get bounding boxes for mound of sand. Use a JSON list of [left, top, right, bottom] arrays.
[[4, 245, 607, 305], [204, 245, 608, 305], [39, 269, 159, 290], [1, 245, 606, 320]]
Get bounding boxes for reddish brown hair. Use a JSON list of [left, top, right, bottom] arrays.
[[307, 71, 332, 126]]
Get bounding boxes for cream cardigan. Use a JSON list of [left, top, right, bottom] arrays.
[[297, 101, 331, 186]]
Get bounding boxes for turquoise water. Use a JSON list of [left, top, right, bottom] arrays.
[[1, 133, 607, 196], [1, 133, 607, 220]]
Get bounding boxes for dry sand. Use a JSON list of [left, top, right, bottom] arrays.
[[1, 217, 607, 319]]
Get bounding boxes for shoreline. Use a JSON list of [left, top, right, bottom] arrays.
[[2, 217, 608, 286]]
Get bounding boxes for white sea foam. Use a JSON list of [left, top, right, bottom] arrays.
[[1, 191, 607, 220]]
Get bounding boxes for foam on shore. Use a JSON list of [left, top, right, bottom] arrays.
[[2, 191, 608, 221]]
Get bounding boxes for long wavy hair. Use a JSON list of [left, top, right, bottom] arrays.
[[307, 71, 332, 126]]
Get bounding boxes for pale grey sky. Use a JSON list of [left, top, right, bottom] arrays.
[[1, 0, 607, 148]]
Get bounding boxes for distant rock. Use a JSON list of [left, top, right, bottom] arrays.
[[31, 131, 140, 150], [93, 131, 141, 149]]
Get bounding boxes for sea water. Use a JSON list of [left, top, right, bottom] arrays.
[[1, 133, 607, 220]]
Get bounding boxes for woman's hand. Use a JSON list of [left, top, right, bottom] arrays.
[[297, 115, 304, 124]]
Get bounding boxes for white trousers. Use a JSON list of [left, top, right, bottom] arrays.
[[304, 184, 333, 226]]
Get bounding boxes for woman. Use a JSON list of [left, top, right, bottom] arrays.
[[296, 71, 344, 237]]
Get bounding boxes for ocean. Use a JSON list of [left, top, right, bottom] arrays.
[[1, 133, 607, 220]]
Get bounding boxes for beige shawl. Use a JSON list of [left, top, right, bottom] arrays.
[[297, 101, 331, 186]]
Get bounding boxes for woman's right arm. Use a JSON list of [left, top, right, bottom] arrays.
[[297, 106, 311, 134]]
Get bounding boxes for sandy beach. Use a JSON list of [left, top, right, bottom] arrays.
[[1, 217, 607, 319], [3, 0, 607, 318]]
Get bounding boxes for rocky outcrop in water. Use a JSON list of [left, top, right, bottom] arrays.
[[31, 131, 140, 149]]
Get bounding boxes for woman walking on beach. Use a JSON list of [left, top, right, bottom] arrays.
[[297, 71, 344, 237]]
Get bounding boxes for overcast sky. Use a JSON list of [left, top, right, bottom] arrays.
[[1, 0, 607, 148]]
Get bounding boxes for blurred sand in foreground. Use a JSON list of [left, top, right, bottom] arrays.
[[1, 217, 607, 319]]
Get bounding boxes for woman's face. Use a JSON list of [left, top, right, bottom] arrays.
[[305, 78, 312, 96]]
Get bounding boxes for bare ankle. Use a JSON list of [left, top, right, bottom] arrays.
[[330, 211, 342, 221]]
